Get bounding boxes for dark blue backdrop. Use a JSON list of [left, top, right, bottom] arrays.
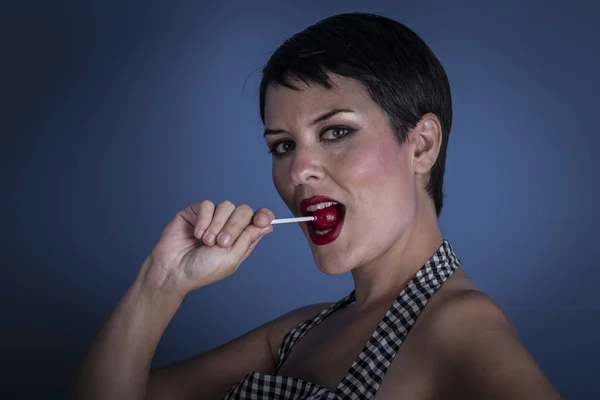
[[3, 1, 599, 398]]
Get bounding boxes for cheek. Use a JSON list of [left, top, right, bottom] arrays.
[[272, 165, 284, 194], [272, 163, 294, 207], [346, 141, 411, 192], [345, 141, 417, 227]]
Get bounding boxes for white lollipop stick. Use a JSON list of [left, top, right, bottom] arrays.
[[271, 216, 315, 225]]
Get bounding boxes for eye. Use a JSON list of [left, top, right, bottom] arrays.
[[268, 140, 295, 157], [321, 126, 352, 140]]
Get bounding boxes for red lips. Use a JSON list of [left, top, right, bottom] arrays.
[[299, 195, 346, 246]]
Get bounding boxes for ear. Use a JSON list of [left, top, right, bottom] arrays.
[[410, 113, 442, 175]]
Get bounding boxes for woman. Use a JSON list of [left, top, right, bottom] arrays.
[[71, 13, 562, 400]]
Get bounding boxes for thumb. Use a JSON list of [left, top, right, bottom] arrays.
[[230, 224, 272, 262]]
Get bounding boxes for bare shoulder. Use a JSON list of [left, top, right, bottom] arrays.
[[422, 288, 562, 399], [426, 288, 515, 335]]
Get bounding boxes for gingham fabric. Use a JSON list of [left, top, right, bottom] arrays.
[[223, 239, 460, 400]]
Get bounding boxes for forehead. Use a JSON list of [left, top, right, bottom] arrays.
[[263, 75, 378, 127]]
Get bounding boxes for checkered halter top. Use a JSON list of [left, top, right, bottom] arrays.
[[223, 239, 460, 400]]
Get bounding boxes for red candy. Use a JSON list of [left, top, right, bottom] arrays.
[[312, 206, 339, 230]]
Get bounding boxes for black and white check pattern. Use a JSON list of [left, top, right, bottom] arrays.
[[223, 239, 461, 399]]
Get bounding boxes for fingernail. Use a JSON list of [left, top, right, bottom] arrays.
[[257, 213, 268, 225], [260, 227, 272, 235], [204, 232, 216, 245], [217, 232, 231, 246]]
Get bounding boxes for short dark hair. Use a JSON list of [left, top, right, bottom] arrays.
[[259, 12, 453, 217]]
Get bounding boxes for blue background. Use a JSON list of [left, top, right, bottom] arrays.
[[3, 1, 599, 398]]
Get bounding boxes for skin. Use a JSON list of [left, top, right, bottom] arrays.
[[69, 74, 563, 400]]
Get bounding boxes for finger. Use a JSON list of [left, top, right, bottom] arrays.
[[194, 200, 215, 239], [253, 207, 275, 228], [229, 223, 272, 261], [202, 200, 235, 246], [216, 204, 254, 247]]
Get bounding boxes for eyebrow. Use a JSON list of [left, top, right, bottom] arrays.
[[263, 108, 355, 137]]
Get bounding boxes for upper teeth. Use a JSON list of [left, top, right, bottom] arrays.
[[306, 201, 338, 212]]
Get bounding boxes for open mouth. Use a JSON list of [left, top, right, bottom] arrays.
[[306, 202, 345, 232], [300, 196, 347, 245]]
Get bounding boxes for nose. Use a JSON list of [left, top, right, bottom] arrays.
[[289, 145, 325, 185]]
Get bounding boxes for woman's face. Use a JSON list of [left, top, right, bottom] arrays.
[[263, 75, 423, 275]]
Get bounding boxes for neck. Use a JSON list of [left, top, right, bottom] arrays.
[[349, 197, 443, 311]]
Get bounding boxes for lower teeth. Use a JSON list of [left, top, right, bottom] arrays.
[[315, 229, 332, 235]]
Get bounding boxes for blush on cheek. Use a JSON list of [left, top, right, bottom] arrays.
[[350, 140, 418, 229], [349, 141, 409, 188]]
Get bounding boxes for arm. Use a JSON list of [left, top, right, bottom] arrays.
[[70, 267, 330, 400], [147, 302, 332, 400], [69, 201, 278, 400], [431, 291, 562, 400], [69, 276, 183, 400]]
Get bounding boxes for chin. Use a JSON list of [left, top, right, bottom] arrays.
[[300, 226, 351, 273], [314, 264, 350, 276], [310, 251, 354, 276]]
